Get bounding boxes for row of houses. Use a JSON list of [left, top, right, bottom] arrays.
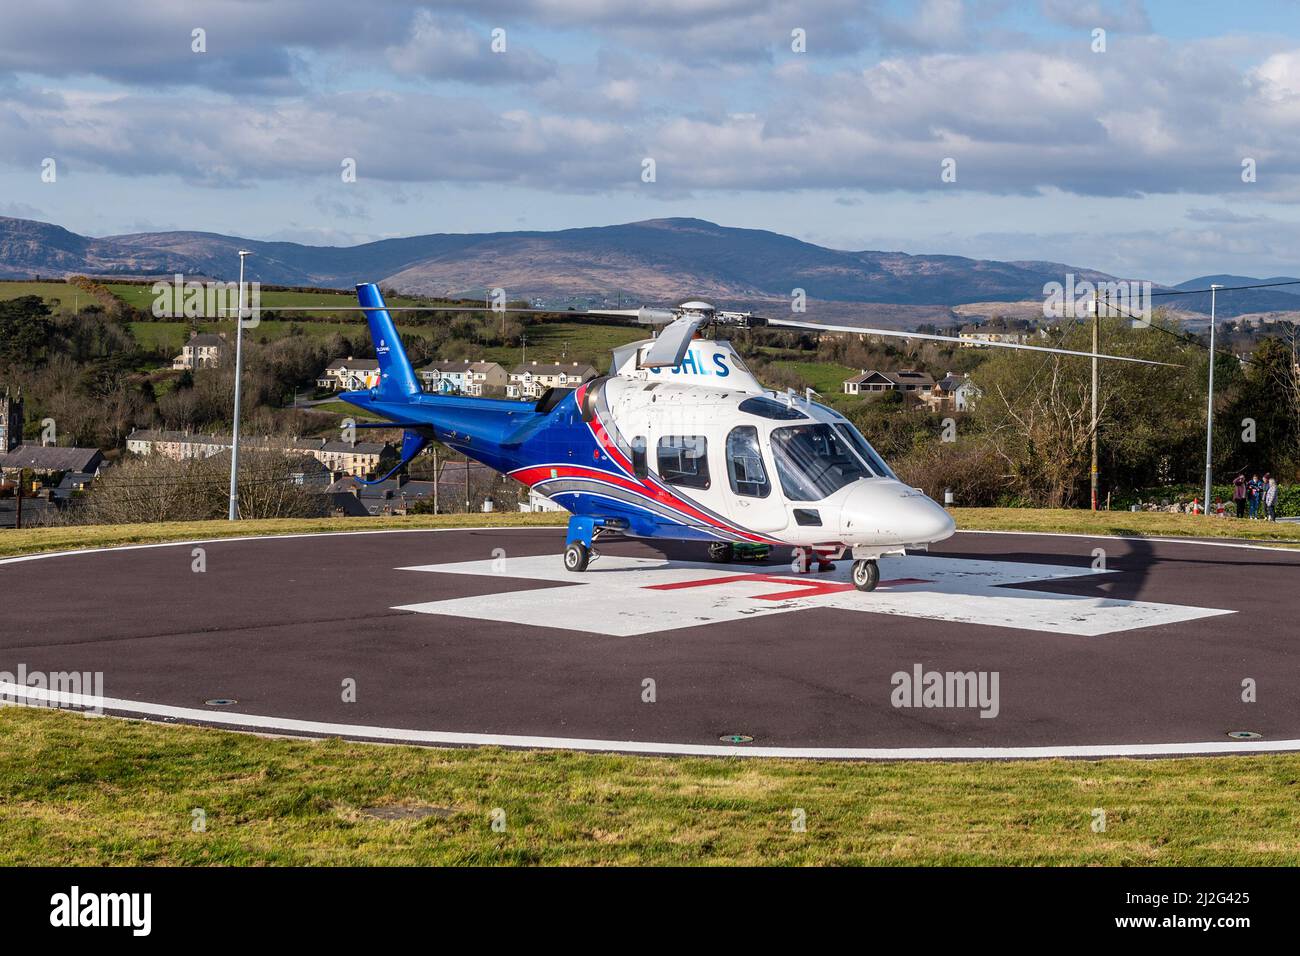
[[126, 429, 396, 478], [317, 357, 598, 399], [842, 370, 980, 411]]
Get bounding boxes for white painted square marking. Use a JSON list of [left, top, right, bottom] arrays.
[[392, 554, 1234, 637]]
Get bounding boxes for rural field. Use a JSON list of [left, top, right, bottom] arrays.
[[0, 280, 85, 305]]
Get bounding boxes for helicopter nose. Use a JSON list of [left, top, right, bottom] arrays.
[[839, 480, 956, 547]]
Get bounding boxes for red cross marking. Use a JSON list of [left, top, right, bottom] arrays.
[[644, 573, 934, 601]]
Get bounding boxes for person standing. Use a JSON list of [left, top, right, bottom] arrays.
[[1265, 475, 1278, 522], [1233, 474, 1247, 519], [1248, 473, 1263, 518]]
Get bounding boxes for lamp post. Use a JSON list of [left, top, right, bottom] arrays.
[[228, 250, 252, 521], [1202, 284, 1222, 516]]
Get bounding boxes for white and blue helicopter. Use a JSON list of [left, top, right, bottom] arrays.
[[335, 284, 1167, 591]]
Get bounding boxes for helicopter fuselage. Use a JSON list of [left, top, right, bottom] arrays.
[[342, 333, 955, 561]]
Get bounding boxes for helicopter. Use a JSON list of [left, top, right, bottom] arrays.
[[334, 284, 1169, 591]]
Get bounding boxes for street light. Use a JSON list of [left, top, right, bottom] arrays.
[[1202, 284, 1222, 516], [228, 250, 252, 521]]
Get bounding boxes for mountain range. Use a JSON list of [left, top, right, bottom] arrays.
[[2, 215, 1296, 321]]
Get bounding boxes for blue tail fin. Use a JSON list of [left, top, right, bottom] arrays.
[[357, 283, 421, 399]]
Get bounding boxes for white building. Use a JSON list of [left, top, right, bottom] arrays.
[[506, 361, 598, 399], [317, 357, 380, 391]]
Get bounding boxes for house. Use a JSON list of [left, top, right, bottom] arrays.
[[171, 331, 229, 370], [0, 444, 105, 477], [922, 372, 981, 411], [126, 429, 395, 479], [418, 360, 508, 396], [842, 370, 935, 395], [325, 474, 436, 516], [506, 361, 598, 399], [957, 325, 1029, 348], [317, 357, 380, 391]]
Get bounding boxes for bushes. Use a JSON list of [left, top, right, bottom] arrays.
[[892, 438, 1013, 507], [75, 449, 329, 524]]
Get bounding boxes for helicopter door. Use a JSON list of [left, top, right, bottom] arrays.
[[721, 425, 788, 534]]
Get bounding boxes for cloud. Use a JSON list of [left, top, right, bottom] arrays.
[[384, 12, 556, 84]]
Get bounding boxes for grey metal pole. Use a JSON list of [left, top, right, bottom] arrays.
[[228, 250, 252, 520], [1091, 290, 1099, 511], [1202, 284, 1221, 515]]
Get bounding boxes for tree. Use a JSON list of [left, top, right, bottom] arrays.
[[0, 296, 54, 366]]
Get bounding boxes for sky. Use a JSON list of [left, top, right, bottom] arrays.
[[3, 0, 1300, 284]]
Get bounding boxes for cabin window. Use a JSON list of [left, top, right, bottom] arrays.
[[657, 435, 710, 490], [737, 396, 807, 420], [630, 436, 648, 479], [725, 426, 769, 498]]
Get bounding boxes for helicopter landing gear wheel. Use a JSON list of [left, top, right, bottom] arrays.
[[708, 542, 734, 563], [564, 541, 591, 572], [851, 559, 880, 592]]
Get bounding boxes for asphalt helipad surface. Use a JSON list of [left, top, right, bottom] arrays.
[[2, 527, 1298, 758]]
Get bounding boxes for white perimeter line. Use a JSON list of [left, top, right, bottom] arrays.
[[1, 524, 1297, 568], [3, 527, 1294, 760], [952, 529, 1300, 553], [0, 525, 559, 566], [3, 683, 1295, 760]]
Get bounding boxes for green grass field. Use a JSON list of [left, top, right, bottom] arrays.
[[1, 509, 1297, 865], [0, 280, 79, 307], [106, 284, 432, 316], [4, 707, 1300, 865], [473, 320, 647, 368], [764, 358, 862, 407]]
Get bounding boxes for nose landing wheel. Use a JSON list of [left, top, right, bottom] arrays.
[[851, 559, 880, 592], [564, 541, 591, 572]]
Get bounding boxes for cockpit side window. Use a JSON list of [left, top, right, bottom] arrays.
[[725, 426, 770, 498], [657, 435, 710, 490]]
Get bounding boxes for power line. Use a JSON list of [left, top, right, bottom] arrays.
[[1151, 278, 1300, 298]]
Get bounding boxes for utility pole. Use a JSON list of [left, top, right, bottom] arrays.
[[432, 446, 439, 514], [1091, 290, 1100, 511], [227, 250, 252, 521], [1202, 284, 1222, 515]]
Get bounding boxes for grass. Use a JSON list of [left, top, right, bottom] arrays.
[[952, 507, 1300, 544], [3, 508, 1298, 866], [2, 707, 1299, 865], [106, 284, 432, 316], [0, 281, 80, 306], [472, 320, 646, 368], [0, 512, 566, 560], [2, 507, 1292, 562], [765, 359, 861, 408]]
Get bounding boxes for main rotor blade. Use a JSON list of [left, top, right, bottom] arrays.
[[217, 305, 585, 315], [765, 318, 1181, 367], [640, 314, 710, 367]]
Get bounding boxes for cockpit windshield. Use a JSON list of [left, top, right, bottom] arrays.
[[770, 423, 881, 501], [832, 422, 897, 480]]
